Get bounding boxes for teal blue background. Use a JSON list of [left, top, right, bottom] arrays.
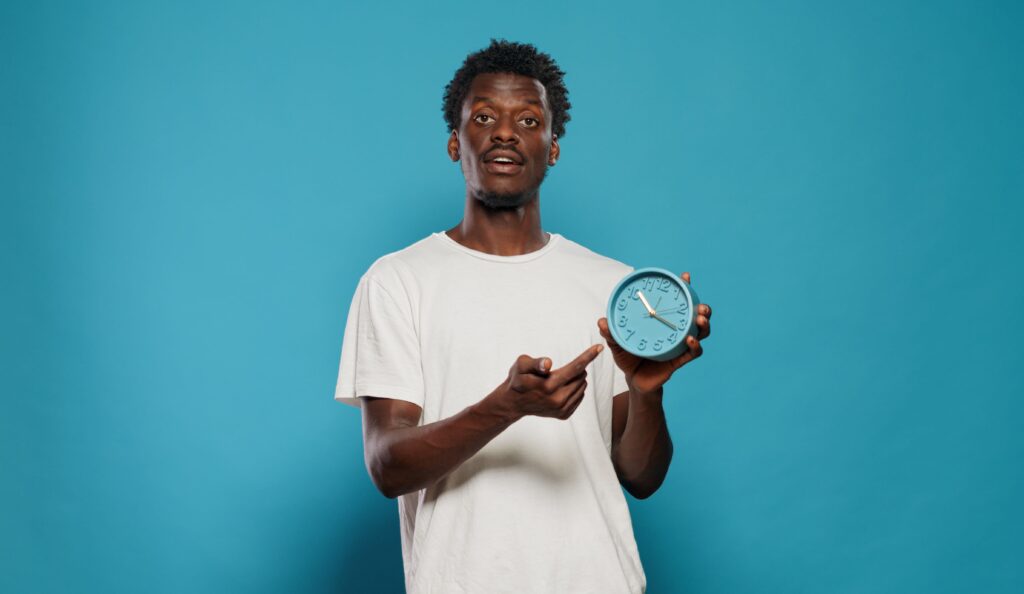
[[3, 1, 1021, 592]]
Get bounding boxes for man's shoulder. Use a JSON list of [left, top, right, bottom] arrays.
[[556, 234, 634, 277], [360, 232, 443, 292]]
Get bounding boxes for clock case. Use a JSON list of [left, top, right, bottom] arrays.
[[606, 266, 702, 362]]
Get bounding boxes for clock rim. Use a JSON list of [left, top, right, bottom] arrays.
[[606, 266, 701, 362]]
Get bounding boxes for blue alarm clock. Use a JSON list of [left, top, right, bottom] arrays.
[[606, 267, 701, 361]]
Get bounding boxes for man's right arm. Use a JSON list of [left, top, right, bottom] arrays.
[[361, 387, 519, 498], [360, 347, 603, 499]]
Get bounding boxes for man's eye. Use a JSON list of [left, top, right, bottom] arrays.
[[474, 114, 493, 123], [521, 117, 538, 127]]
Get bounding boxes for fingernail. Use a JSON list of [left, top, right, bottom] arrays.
[[596, 344, 604, 353]]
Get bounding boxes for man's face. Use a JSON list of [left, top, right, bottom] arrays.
[[447, 72, 560, 209]]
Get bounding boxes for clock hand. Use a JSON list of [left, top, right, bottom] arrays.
[[638, 289, 676, 329], [654, 296, 662, 311], [636, 290, 656, 315], [651, 313, 678, 331]]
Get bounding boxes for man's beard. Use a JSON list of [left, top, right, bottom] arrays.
[[474, 167, 548, 210], [477, 188, 536, 209]]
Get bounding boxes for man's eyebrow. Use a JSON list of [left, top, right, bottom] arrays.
[[471, 96, 543, 107]]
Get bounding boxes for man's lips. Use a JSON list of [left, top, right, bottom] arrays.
[[483, 160, 524, 175], [482, 148, 525, 175], [483, 149, 524, 165]]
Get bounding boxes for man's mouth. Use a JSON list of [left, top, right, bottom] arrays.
[[484, 159, 524, 175], [483, 147, 525, 164]]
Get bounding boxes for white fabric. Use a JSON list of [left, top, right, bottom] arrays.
[[334, 230, 645, 594]]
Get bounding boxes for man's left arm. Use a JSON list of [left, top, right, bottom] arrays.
[[609, 387, 671, 499], [599, 271, 713, 499]]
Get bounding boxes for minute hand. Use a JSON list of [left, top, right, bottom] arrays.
[[651, 312, 678, 331]]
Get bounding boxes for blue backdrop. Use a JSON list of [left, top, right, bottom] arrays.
[[2, 1, 1021, 592]]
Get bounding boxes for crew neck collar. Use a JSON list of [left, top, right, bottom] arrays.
[[432, 230, 562, 263]]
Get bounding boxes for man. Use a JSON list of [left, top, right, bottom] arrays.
[[334, 39, 712, 594]]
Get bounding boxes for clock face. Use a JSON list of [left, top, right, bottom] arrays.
[[607, 268, 700, 361]]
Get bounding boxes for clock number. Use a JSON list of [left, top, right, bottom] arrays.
[[617, 298, 628, 311], [637, 339, 647, 351], [629, 286, 640, 300], [653, 339, 663, 351], [677, 304, 688, 314], [617, 315, 628, 328], [658, 278, 670, 292], [667, 332, 677, 344], [625, 328, 636, 341], [673, 286, 680, 299]]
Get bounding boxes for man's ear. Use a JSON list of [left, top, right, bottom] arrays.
[[549, 135, 560, 165], [447, 131, 460, 161]]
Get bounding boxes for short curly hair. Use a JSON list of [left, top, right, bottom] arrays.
[[442, 39, 572, 139]]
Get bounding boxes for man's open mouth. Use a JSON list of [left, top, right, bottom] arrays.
[[484, 159, 524, 174]]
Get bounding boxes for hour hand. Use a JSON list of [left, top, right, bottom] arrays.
[[636, 290, 656, 315]]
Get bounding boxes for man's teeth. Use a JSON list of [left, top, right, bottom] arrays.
[[493, 158, 515, 163]]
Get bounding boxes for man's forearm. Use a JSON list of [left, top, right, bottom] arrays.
[[612, 386, 673, 499], [371, 388, 520, 498]]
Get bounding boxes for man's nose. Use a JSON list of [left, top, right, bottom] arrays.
[[490, 116, 519, 144]]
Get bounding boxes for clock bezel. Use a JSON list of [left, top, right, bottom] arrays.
[[606, 266, 701, 362]]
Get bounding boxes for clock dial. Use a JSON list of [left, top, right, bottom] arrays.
[[606, 267, 701, 361]]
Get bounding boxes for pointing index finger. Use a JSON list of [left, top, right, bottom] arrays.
[[550, 344, 604, 383]]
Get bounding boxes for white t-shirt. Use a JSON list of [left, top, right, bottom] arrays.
[[334, 230, 646, 594]]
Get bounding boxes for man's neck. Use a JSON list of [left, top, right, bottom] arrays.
[[445, 192, 549, 256]]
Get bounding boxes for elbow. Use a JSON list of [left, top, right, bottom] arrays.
[[366, 444, 401, 499], [615, 449, 673, 500], [615, 468, 656, 499], [365, 433, 428, 499], [619, 472, 667, 500], [370, 469, 399, 499], [368, 452, 440, 499], [370, 465, 419, 499], [624, 481, 659, 500]]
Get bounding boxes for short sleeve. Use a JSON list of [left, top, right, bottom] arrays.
[[334, 272, 424, 409]]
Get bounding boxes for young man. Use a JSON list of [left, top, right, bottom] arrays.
[[335, 39, 712, 594]]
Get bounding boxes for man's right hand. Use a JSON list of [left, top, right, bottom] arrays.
[[498, 344, 605, 421], [361, 343, 606, 498]]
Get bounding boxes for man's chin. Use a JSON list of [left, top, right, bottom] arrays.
[[475, 188, 536, 210]]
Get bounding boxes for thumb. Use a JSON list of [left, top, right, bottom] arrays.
[[535, 356, 551, 374], [597, 318, 627, 357]]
